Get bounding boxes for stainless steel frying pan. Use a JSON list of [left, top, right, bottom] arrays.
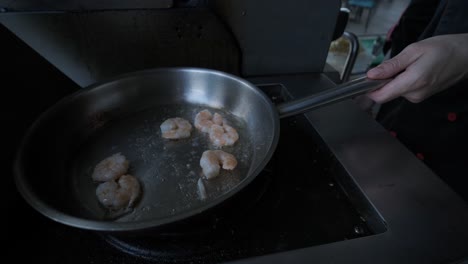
[[14, 68, 389, 232]]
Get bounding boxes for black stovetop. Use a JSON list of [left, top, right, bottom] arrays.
[[8, 116, 371, 264], [4, 24, 371, 263]]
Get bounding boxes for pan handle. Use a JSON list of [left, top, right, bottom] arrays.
[[276, 76, 392, 118]]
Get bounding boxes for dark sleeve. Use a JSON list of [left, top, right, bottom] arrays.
[[431, 0, 468, 36], [389, 0, 439, 57]]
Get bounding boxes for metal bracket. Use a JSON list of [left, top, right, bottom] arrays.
[[340, 31, 360, 83]]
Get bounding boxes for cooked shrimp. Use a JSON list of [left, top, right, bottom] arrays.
[[194, 110, 223, 133], [213, 113, 224, 125], [200, 150, 238, 179], [92, 153, 129, 182], [209, 124, 239, 147], [197, 178, 207, 200], [96, 174, 141, 210], [160, 117, 192, 139]]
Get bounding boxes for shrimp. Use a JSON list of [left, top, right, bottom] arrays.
[[92, 153, 129, 182], [209, 124, 239, 147], [213, 113, 224, 126], [95, 174, 141, 210], [200, 150, 238, 179], [160, 117, 193, 139], [197, 178, 207, 200], [194, 110, 223, 133]]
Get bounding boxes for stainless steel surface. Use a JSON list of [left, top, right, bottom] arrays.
[[276, 76, 390, 118], [13, 67, 393, 233], [340, 31, 359, 82], [0, 8, 240, 87], [242, 73, 468, 264], [14, 68, 279, 232], [0, 0, 174, 11], [211, 0, 340, 76], [1, 0, 340, 85]]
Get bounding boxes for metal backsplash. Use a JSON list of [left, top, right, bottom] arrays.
[[0, 0, 340, 87], [211, 0, 340, 76], [0, 0, 174, 11]]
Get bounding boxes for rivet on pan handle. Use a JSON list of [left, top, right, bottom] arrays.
[[276, 76, 392, 119]]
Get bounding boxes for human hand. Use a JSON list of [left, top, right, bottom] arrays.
[[366, 33, 468, 103]]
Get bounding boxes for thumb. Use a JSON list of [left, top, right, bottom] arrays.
[[367, 45, 421, 79]]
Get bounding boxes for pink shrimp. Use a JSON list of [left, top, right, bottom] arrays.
[[92, 153, 129, 182], [209, 124, 239, 147], [199, 150, 238, 179], [160, 117, 193, 139], [194, 110, 224, 133], [95, 174, 141, 210]]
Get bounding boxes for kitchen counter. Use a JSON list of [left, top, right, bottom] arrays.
[[245, 73, 468, 264]]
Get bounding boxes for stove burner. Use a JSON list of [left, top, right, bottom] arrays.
[[103, 234, 227, 263]]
